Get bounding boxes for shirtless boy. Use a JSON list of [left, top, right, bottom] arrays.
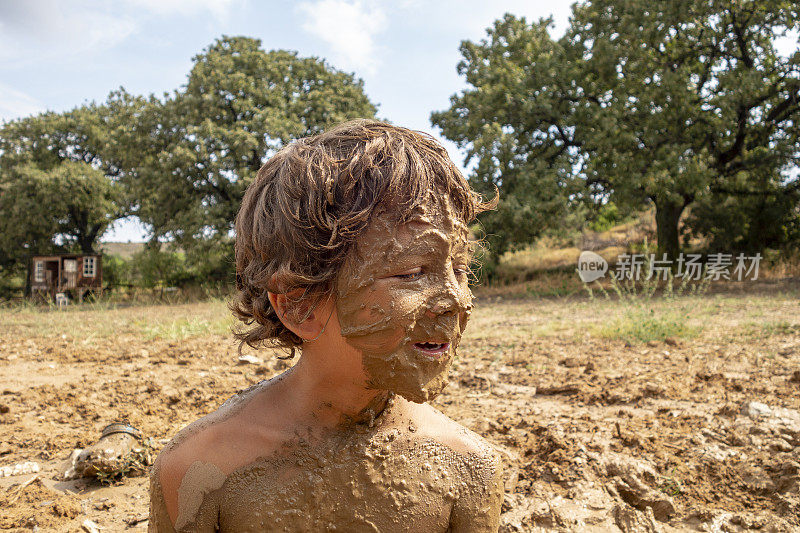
[[148, 119, 503, 532]]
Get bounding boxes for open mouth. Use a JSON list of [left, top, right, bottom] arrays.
[[413, 342, 450, 357]]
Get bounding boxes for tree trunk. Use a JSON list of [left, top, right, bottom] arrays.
[[77, 231, 95, 254], [23, 253, 32, 298], [654, 199, 685, 262], [77, 222, 102, 254]]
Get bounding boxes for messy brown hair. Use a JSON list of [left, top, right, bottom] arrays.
[[231, 119, 496, 353]]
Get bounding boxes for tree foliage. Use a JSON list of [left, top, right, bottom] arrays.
[[129, 36, 378, 247], [0, 161, 120, 286], [686, 168, 800, 253], [0, 35, 378, 289], [431, 16, 582, 257], [433, 1, 800, 259], [0, 96, 135, 285]]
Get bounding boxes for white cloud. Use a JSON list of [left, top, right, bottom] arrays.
[[298, 0, 387, 74], [0, 84, 45, 123], [0, 0, 236, 63], [0, 1, 137, 62], [124, 0, 236, 18]]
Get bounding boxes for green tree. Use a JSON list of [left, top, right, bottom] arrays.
[[49, 161, 122, 253], [0, 96, 134, 285], [0, 161, 120, 288], [0, 96, 132, 176], [130, 36, 378, 249], [431, 16, 582, 257], [433, 2, 800, 259], [686, 167, 800, 253], [0, 164, 59, 285]]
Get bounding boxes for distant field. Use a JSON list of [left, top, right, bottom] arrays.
[[1, 287, 799, 530], [99, 241, 146, 259]]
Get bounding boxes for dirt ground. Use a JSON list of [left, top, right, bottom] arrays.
[[1, 283, 799, 532]]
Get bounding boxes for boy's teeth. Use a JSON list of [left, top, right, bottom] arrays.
[[414, 342, 447, 350]]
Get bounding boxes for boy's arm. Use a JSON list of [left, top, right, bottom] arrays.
[[148, 448, 224, 533], [148, 461, 177, 533], [448, 450, 505, 532]]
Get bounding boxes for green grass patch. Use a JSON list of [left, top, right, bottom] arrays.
[[136, 315, 235, 340], [0, 299, 235, 340], [658, 469, 685, 497], [595, 305, 700, 344], [738, 320, 800, 339]]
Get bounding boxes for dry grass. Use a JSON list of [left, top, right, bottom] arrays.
[[488, 212, 654, 288], [0, 299, 234, 341], [4, 281, 798, 347], [761, 250, 800, 279], [467, 289, 800, 349], [99, 242, 145, 260]]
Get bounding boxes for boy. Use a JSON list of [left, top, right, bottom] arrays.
[[148, 120, 503, 532]]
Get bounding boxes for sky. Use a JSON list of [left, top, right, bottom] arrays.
[[0, 0, 573, 242]]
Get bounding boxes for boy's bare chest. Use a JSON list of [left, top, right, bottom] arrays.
[[213, 437, 468, 532]]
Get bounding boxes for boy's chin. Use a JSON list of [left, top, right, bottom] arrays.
[[392, 373, 451, 403], [362, 348, 454, 404]]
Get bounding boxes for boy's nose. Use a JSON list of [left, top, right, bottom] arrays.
[[424, 270, 468, 318], [426, 294, 458, 317]]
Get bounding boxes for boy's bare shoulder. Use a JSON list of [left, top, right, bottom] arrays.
[[152, 381, 280, 528], [155, 413, 225, 483], [403, 400, 502, 466], [402, 402, 505, 530], [155, 381, 277, 491], [159, 382, 261, 462]]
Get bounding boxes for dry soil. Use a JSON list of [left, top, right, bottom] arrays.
[[1, 285, 799, 532]]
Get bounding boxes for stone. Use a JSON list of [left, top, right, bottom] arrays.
[[741, 401, 772, 419], [237, 354, 262, 365], [82, 519, 101, 533], [0, 461, 40, 477]]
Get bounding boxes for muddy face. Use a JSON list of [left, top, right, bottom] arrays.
[[336, 199, 473, 403]]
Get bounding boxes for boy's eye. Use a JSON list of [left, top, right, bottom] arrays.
[[393, 268, 423, 280]]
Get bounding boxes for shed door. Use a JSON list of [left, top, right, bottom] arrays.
[[45, 261, 59, 289], [63, 259, 77, 289]]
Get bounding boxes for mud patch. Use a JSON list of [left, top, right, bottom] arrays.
[[0, 292, 798, 531]]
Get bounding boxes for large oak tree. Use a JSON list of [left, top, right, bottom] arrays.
[[129, 36, 378, 248], [0, 36, 378, 288], [433, 1, 800, 259]]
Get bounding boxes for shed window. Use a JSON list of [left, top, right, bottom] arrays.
[[34, 261, 44, 282], [83, 257, 96, 277]]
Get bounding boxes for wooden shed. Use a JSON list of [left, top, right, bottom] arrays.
[[30, 254, 102, 303]]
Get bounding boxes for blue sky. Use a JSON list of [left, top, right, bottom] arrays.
[[0, 0, 573, 241]]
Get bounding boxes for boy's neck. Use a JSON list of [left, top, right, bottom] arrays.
[[281, 353, 395, 430]]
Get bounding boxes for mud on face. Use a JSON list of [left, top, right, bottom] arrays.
[[335, 199, 474, 403]]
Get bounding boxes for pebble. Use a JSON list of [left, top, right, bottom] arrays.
[[741, 401, 772, 419], [0, 461, 40, 477], [237, 354, 263, 365], [82, 519, 101, 533]]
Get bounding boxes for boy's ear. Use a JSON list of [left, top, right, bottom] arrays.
[[268, 288, 329, 342]]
